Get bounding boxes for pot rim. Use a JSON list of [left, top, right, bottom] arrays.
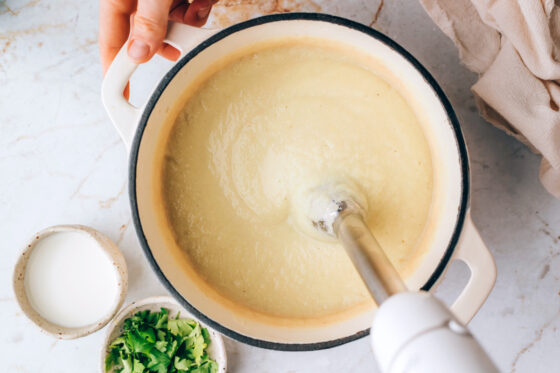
[[128, 12, 470, 351]]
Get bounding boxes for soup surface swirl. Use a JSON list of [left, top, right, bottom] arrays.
[[161, 42, 433, 319]]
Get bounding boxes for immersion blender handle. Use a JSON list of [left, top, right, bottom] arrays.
[[334, 212, 407, 304], [332, 210, 497, 372], [371, 292, 498, 373]]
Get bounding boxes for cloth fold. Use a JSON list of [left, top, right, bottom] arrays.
[[420, 0, 560, 198]]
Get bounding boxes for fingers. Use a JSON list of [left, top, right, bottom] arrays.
[[158, 43, 182, 61], [100, 0, 217, 72], [161, 0, 217, 61], [99, 0, 136, 74], [128, 0, 174, 63], [169, 0, 217, 27]]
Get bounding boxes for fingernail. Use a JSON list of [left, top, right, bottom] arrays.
[[197, 6, 211, 19], [128, 40, 150, 62]]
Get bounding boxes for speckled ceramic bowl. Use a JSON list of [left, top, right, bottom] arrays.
[[100, 296, 227, 373], [13, 225, 128, 339]]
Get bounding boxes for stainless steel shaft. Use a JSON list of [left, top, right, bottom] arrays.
[[333, 211, 407, 304]]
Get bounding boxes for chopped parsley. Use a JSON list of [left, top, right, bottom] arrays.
[[105, 308, 218, 373]]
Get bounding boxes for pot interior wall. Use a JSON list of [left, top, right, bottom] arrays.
[[133, 17, 464, 345]]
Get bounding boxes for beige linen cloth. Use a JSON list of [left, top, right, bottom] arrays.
[[420, 0, 560, 198]]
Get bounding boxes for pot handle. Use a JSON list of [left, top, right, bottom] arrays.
[[448, 211, 496, 324], [101, 22, 219, 150]]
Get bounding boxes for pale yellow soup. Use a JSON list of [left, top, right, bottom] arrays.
[[161, 42, 433, 320]]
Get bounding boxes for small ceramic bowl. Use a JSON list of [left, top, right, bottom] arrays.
[[100, 296, 227, 373], [13, 225, 128, 339]]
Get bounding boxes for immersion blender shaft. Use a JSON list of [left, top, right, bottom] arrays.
[[333, 212, 407, 304]]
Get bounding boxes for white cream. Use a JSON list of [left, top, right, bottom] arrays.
[[24, 231, 119, 328]]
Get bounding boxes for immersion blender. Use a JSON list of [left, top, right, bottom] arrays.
[[304, 182, 498, 373]]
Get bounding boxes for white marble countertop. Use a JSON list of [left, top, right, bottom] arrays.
[[2, 0, 560, 372]]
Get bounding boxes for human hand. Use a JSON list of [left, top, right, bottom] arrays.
[[99, 0, 217, 74]]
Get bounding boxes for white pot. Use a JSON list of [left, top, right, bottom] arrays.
[[102, 13, 496, 350]]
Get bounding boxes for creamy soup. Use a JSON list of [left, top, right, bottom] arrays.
[[160, 41, 433, 319]]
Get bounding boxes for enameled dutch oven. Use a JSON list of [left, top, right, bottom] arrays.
[[102, 13, 496, 351]]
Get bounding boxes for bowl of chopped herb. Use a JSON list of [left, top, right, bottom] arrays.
[[101, 296, 226, 373]]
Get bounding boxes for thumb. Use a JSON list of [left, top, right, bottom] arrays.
[[128, 0, 173, 63]]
